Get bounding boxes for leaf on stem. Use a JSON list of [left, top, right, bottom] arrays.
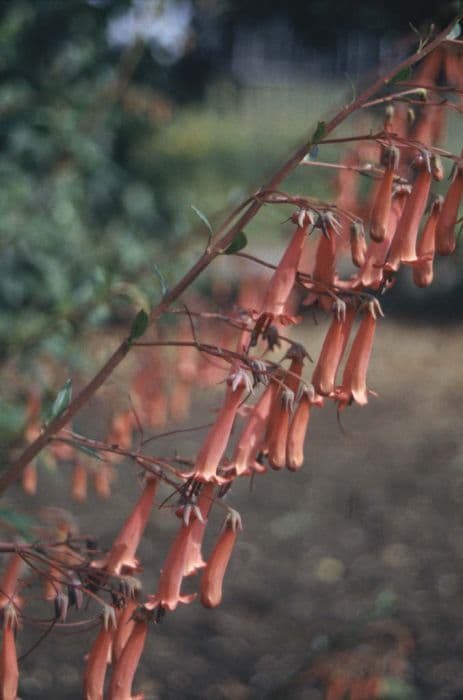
[[388, 66, 413, 84], [48, 379, 72, 423], [70, 442, 103, 462], [223, 231, 248, 254], [191, 205, 214, 236], [311, 121, 326, 145], [128, 309, 149, 342]]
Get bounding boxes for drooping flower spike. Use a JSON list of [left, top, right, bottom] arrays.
[[83, 605, 117, 700], [182, 482, 215, 577], [0, 554, 23, 611], [108, 607, 150, 700], [305, 211, 340, 311], [0, 605, 19, 700], [200, 510, 242, 609], [336, 299, 383, 409], [413, 194, 443, 288], [256, 208, 313, 332], [356, 184, 411, 289], [386, 153, 434, 271], [369, 146, 400, 243], [286, 383, 322, 471], [312, 303, 356, 397], [97, 476, 158, 576], [187, 366, 253, 483], [146, 518, 197, 612], [266, 344, 309, 469], [229, 374, 281, 476], [435, 157, 463, 256]]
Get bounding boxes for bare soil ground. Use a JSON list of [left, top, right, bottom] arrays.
[[12, 320, 463, 699]]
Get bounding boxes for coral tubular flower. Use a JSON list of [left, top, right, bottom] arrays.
[[188, 367, 251, 483], [113, 598, 139, 664], [369, 147, 399, 243], [103, 476, 158, 575], [307, 215, 338, 311], [286, 384, 317, 471], [0, 606, 19, 700], [260, 209, 312, 320], [387, 158, 432, 269], [337, 301, 383, 409], [201, 512, 242, 609], [146, 519, 196, 612], [357, 185, 410, 289], [183, 482, 215, 577], [413, 195, 443, 288], [71, 461, 88, 503], [312, 305, 356, 397], [108, 611, 148, 700], [230, 379, 280, 476], [435, 159, 463, 256], [83, 607, 117, 700], [0, 554, 23, 610], [22, 461, 37, 495]]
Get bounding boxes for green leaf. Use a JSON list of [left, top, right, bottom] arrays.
[[128, 309, 149, 342], [48, 378, 72, 423], [153, 264, 168, 297], [191, 205, 213, 236], [223, 231, 247, 254], [388, 66, 412, 84], [311, 120, 326, 144]]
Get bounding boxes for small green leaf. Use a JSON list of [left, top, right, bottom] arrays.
[[48, 379, 72, 423], [128, 309, 149, 342], [447, 21, 461, 41], [224, 231, 247, 254], [311, 120, 326, 144], [71, 442, 104, 462], [153, 264, 168, 297], [191, 205, 213, 236], [388, 66, 412, 84]]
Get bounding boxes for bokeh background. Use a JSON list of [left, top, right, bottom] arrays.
[[2, 1, 463, 698]]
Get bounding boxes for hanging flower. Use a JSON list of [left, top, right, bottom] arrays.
[[0, 605, 19, 700], [201, 511, 242, 609], [286, 384, 320, 471], [181, 482, 216, 577], [413, 195, 443, 287], [83, 606, 117, 700], [94, 476, 158, 576], [146, 519, 196, 612], [259, 209, 313, 325], [186, 366, 252, 483], [312, 304, 356, 397], [369, 146, 400, 243], [387, 155, 432, 270], [435, 158, 463, 256], [336, 300, 383, 409], [305, 212, 339, 311], [228, 377, 280, 476], [108, 608, 149, 700], [356, 184, 411, 289]]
